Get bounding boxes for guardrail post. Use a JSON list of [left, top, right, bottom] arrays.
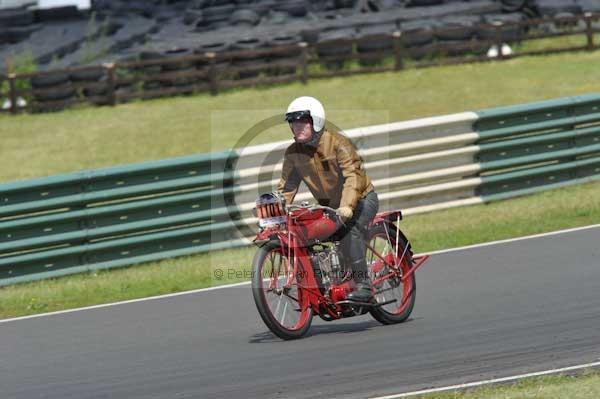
[[493, 21, 505, 60], [206, 52, 219, 96], [299, 42, 309, 84], [584, 12, 594, 51], [103, 62, 116, 106], [8, 73, 17, 115], [392, 31, 404, 71]]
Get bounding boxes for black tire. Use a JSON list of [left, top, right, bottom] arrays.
[[1, 25, 36, 44], [435, 15, 479, 41], [230, 9, 260, 26], [70, 68, 105, 82], [162, 47, 195, 71], [274, 1, 307, 17], [479, 13, 526, 42], [400, 20, 435, 47], [535, 0, 581, 16], [405, 0, 444, 6], [33, 83, 76, 101], [501, 0, 529, 12], [367, 223, 416, 325], [252, 241, 313, 340], [0, 8, 34, 27], [31, 72, 70, 88], [34, 6, 81, 21]]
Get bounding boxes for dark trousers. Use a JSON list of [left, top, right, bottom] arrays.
[[338, 191, 379, 283]]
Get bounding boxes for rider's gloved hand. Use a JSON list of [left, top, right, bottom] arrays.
[[336, 206, 353, 222]]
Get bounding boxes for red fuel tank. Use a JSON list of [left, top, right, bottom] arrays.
[[292, 208, 338, 241]]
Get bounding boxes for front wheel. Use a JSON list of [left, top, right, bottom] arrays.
[[251, 241, 313, 340], [367, 224, 416, 325]]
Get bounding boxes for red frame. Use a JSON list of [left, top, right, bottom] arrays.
[[254, 208, 429, 320]]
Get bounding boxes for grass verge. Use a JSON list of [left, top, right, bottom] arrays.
[[0, 180, 598, 320], [413, 370, 600, 398], [2, 50, 600, 182]]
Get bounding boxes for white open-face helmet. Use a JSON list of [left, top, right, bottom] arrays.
[[285, 96, 326, 133]]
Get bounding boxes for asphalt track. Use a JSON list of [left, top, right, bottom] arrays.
[[1, 227, 599, 399]]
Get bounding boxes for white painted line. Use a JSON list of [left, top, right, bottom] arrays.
[[1, 223, 599, 324], [0, 281, 251, 325], [369, 361, 600, 399], [422, 223, 600, 257]]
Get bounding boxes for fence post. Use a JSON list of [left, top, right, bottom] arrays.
[[584, 12, 594, 51], [392, 31, 404, 71], [103, 62, 116, 106], [8, 73, 17, 115], [493, 21, 505, 60], [299, 42, 309, 84], [206, 52, 219, 96]]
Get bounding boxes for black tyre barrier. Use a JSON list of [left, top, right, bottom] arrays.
[[230, 37, 266, 79], [578, 0, 600, 13], [31, 72, 70, 88], [334, 0, 355, 8], [122, 1, 156, 18], [435, 15, 480, 41], [0, 8, 34, 27], [479, 13, 526, 42], [405, 0, 444, 6], [316, 29, 355, 70], [534, 0, 581, 17], [183, 9, 203, 25], [300, 28, 320, 44], [195, 41, 230, 68], [274, 1, 308, 17], [250, 2, 273, 17], [501, 0, 529, 12], [161, 47, 195, 71], [0, 25, 38, 44], [202, 4, 235, 20], [70, 68, 106, 82], [103, 20, 124, 36], [166, 66, 199, 87], [33, 82, 76, 102], [436, 40, 488, 57], [34, 6, 82, 21], [403, 44, 433, 60], [266, 34, 301, 76], [82, 81, 108, 97], [551, 12, 585, 31], [356, 24, 396, 66], [230, 9, 260, 27], [137, 50, 165, 74], [400, 20, 435, 47]]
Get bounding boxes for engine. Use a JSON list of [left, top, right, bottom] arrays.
[[309, 242, 345, 292]]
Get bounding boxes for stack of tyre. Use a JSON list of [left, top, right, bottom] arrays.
[[529, 0, 596, 34], [30, 72, 77, 112], [0, 8, 38, 45]]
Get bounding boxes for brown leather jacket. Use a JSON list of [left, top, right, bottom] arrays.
[[277, 129, 374, 210]]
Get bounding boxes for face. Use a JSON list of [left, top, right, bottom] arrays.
[[290, 118, 313, 143]]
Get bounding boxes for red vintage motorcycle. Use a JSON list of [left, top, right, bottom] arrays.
[[251, 192, 429, 340]]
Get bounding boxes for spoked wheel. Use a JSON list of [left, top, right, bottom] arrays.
[[251, 241, 313, 340], [366, 224, 416, 324]]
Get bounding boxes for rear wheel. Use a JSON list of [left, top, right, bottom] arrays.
[[251, 241, 313, 340], [367, 224, 416, 324]]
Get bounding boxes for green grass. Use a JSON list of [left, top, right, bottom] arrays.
[[0, 179, 598, 320], [414, 371, 600, 398], [3, 50, 600, 182]]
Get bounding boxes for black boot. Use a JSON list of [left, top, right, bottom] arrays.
[[347, 281, 374, 303]]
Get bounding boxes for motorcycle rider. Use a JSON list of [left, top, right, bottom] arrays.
[[277, 96, 379, 302]]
